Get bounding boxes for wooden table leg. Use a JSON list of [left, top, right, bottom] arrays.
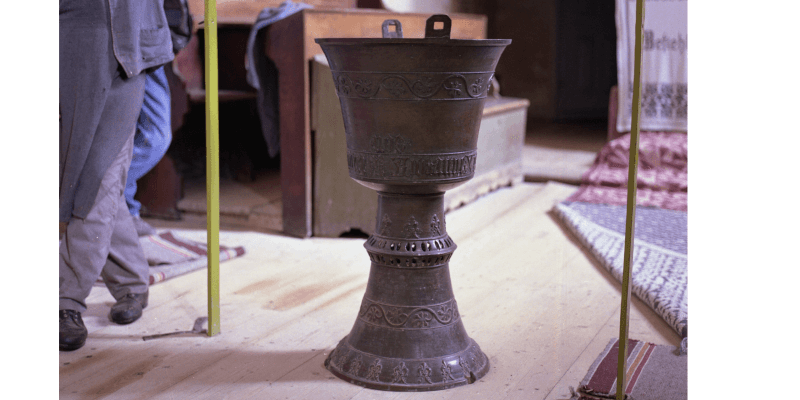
[[267, 12, 312, 238]]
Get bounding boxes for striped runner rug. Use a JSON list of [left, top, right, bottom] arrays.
[[97, 231, 246, 286], [571, 338, 686, 400]]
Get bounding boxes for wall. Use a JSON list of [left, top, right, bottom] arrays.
[[490, 1, 558, 123]]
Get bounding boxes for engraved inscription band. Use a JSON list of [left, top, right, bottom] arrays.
[[347, 150, 477, 182]]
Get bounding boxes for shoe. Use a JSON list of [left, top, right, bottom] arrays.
[[60, 310, 87, 351], [109, 291, 149, 325], [132, 216, 156, 237]]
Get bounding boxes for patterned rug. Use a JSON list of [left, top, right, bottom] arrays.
[[97, 231, 246, 286], [570, 338, 687, 400], [554, 202, 687, 338], [565, 132, 687, 212], [554, 132, 688, 338]]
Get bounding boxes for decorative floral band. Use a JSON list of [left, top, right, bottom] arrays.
[[326, 338, 488, 388], [358, 298, 460, 329], [331, 71, 495, 100]]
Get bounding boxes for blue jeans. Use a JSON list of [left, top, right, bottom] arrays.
[[125, 66, 172, 218]]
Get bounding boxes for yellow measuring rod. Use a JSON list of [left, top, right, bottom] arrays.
[[204, 0, 221, 337]]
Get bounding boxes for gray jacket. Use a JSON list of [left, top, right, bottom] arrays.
[[108, 0, 175, 78]]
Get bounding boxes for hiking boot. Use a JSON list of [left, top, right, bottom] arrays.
[[109, 291, 149, 325], [60, 309, 87, 351]]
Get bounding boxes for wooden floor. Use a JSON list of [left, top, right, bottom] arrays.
[[59, 181, 681, 400], [522, 121, 607, 185]]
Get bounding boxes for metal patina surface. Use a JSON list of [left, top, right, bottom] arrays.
[[315, 15, 510, 391]]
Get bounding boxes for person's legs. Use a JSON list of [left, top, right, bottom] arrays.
[[101, 194, 151, 300], [101, 186, 151, 324], [59, 0, 124, 352], [59, 125, 142, 313], [124, 65, 172, 219], [60, 126, 139, 351], [59, 107, 148, 351], [59, 0, 156, 351]]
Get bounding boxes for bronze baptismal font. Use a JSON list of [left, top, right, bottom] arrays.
[[315, 15, 510, 391]]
